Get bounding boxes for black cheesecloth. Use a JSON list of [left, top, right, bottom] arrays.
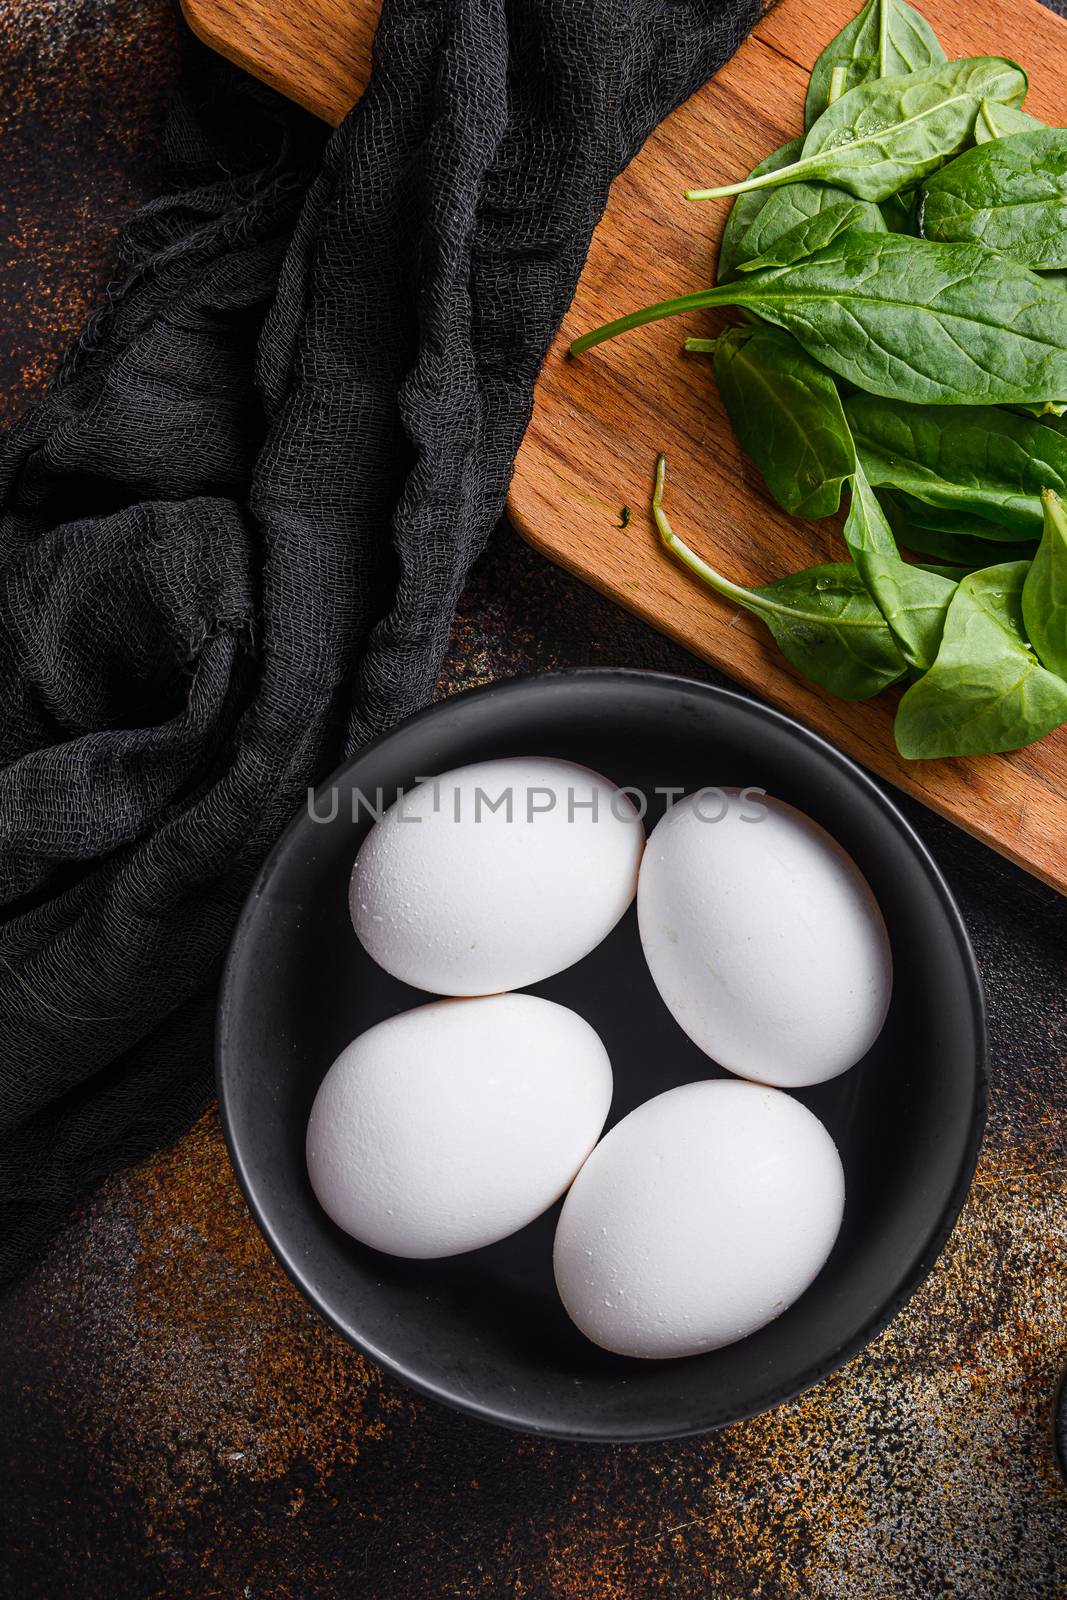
[[0, 0, 768, 1276]]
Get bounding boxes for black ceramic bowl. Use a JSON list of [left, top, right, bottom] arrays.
[[217, 670, 986, 1441]]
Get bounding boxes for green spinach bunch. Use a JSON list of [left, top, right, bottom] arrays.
[[570, 0, 1067, 760]]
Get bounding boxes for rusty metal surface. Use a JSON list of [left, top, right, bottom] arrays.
[[0, 5, 1065, 1597]]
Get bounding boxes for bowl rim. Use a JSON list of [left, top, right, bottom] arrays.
[[216, 667, 988, 1442]]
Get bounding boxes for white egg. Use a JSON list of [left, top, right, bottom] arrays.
[[306, 993, 613, 1259], [553, 1079, 844, 1358], [350, 757, 644, 995], [638, 789, 891, 1087]]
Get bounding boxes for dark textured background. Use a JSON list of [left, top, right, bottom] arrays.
[[0, 4, 1065, 1597]]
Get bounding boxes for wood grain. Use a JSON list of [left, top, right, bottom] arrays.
[[180, 0, 375, 121], [180, 0, 1067, 892]]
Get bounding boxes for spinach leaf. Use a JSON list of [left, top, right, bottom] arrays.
[[845, 394, 1067, 534], [879, 490, 1038, 565], [885, 490, 1033, 539], [804, 0, 946, 130], [903, 525, 1034, 564], [1022, 488, 1067, 678], [570, 233, 1067, 409], [844, 464, 957, 670], [734, 180, 880, 270], [881, 189, 919, 231], [974, 98, 1046, 145], [651, 456, 906, 698], [737, 200, 885, 272], [716, 139, 803, 284], [917, 563, 984, 578], [712, 325, 856, 517], [895, 562, 1067, 756], [687, 59, 1027, 204], [1011, 399, 1067, 418], [920, 130, 1067, 269]]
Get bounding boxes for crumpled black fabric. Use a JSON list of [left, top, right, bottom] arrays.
[[0, 0, 762, 1277]]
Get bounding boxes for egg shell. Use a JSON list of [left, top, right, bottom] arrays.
[[553, 1079, 844, 1359], [637, 789, 891, 1087], [350, 757, 644, 996], [306, 993, 614, 1259]]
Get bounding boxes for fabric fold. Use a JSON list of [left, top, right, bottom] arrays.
[[0, 0, 762, 1277]]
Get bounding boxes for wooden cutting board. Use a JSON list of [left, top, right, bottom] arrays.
[[182, 0, 1067, 892]]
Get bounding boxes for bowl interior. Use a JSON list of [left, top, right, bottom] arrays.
[[218, 671, 985, 1440]]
